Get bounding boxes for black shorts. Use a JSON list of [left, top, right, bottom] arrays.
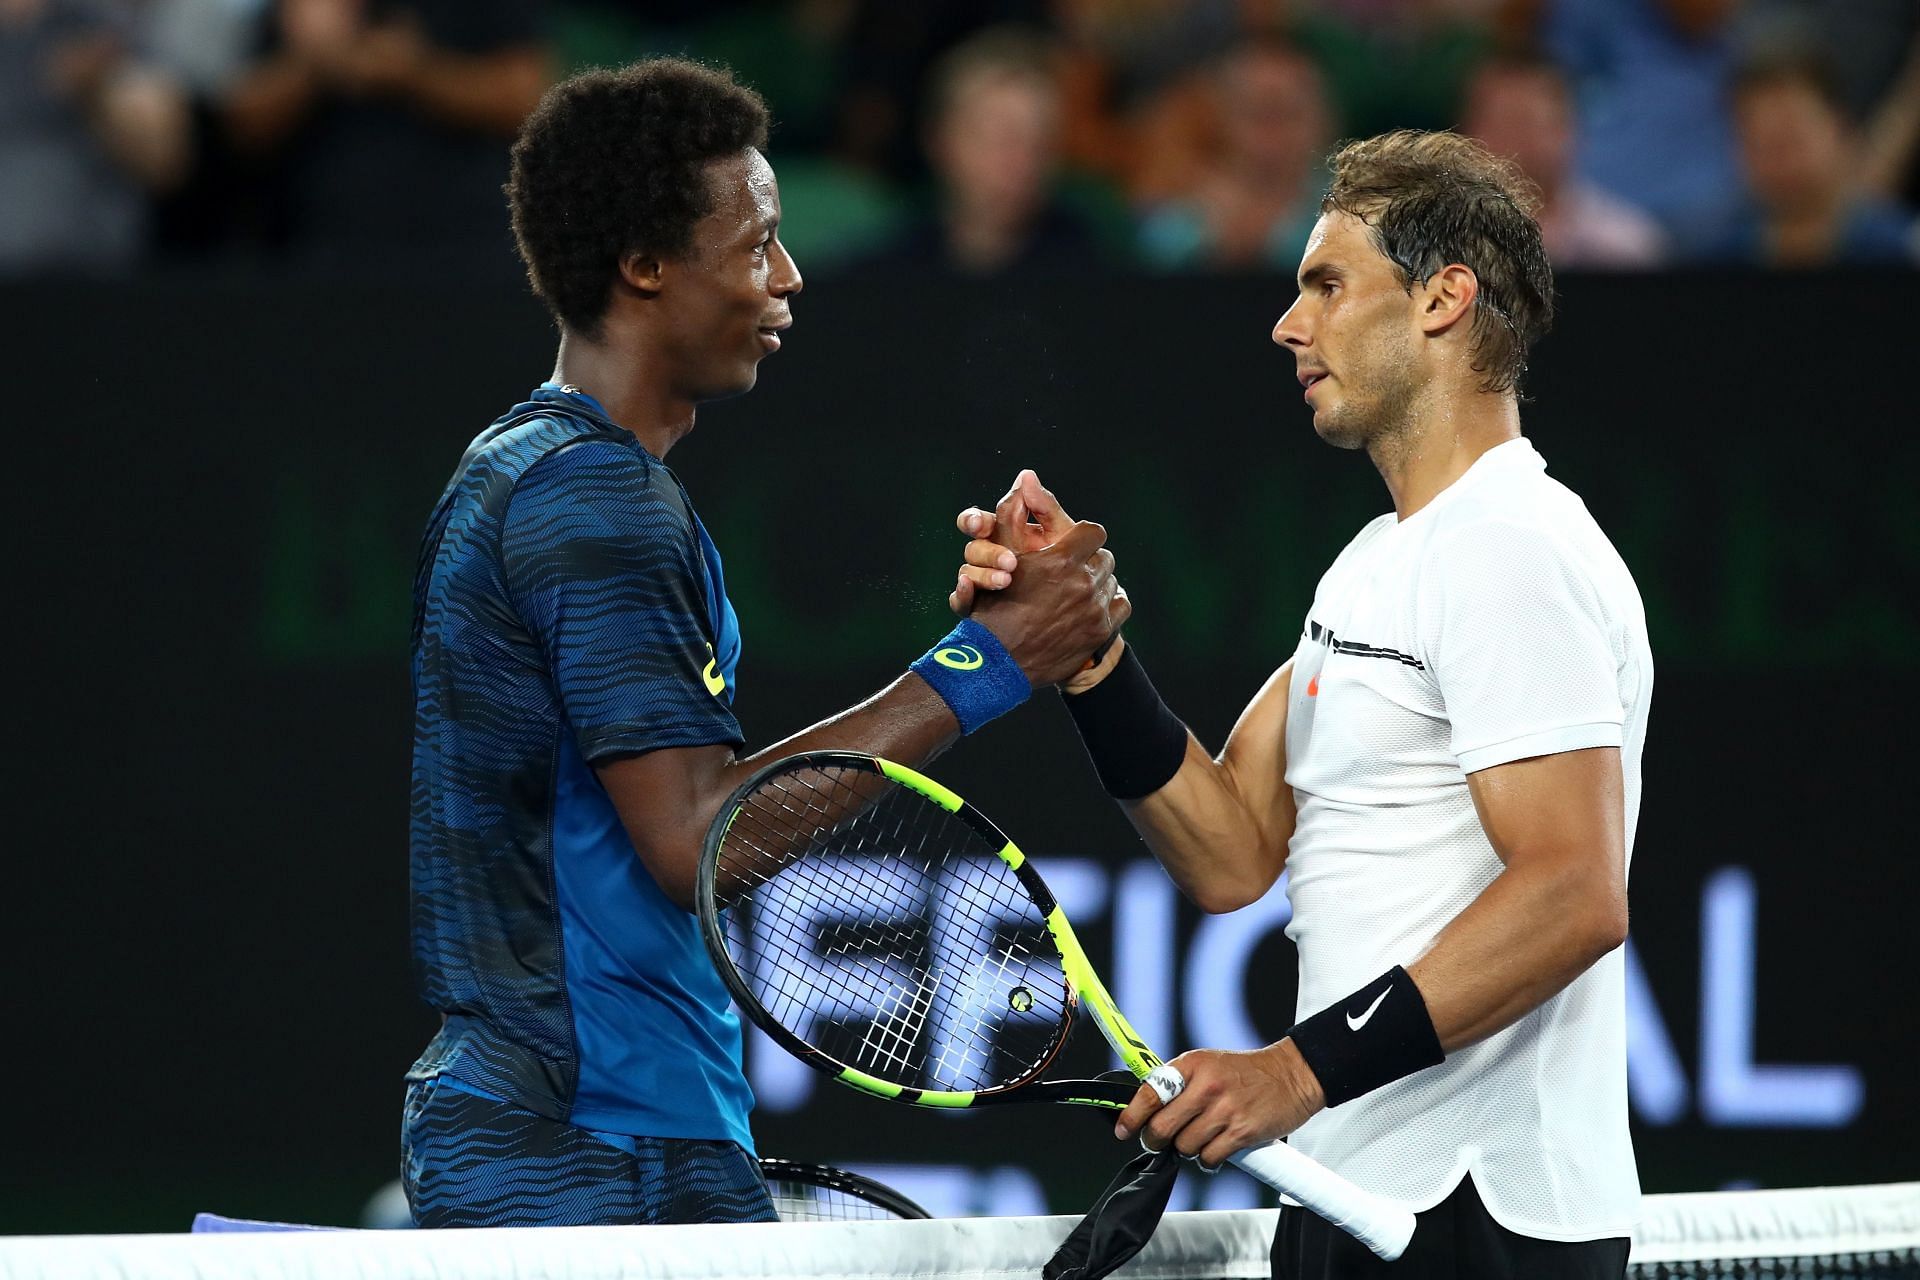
[[1272, 1174, 1629, 1280]]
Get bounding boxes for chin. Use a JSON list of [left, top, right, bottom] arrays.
[[1312, 406, 1372, 452], [704, 365, 761, 402]]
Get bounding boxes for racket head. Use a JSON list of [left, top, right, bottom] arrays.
[[757, 1158, 932, 1222], [696, 750, 1076, 1107]]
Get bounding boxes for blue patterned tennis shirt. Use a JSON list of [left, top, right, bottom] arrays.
[[407, 383, 754, 1151]]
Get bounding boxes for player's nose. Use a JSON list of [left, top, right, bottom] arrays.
[[1272, 298, 1309, 349], [772, 239, 803, 298]]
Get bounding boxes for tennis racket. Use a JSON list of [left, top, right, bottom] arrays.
[[696, 750, 1416, 1261], [759, 1158, 931, 1222]]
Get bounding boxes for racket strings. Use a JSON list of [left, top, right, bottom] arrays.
[[716, 765, 1071, 1093], [728, 775, 941, 1061]]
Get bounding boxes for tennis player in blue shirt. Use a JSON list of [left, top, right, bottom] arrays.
[[403, 58, 1128, 1228]]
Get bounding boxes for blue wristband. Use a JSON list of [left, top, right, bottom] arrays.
[[910, 617, 1032, 735]]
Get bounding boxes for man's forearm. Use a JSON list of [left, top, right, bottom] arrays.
[[224, 56, 320, 152], [1123, 739, 1293, 915], [601, 673, 962, 911], [1406, 855, 1627, 1053], [400, 47, 548, 136], [737, 672, 960, 777], [1072, 653, 1295, 915]]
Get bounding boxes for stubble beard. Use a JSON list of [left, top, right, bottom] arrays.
[[1314, 348, 1418, 457]]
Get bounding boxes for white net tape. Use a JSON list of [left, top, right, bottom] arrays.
[[0, 1184, 1912, 1280]]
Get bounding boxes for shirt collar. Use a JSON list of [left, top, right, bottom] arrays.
[[536, 380, 614, 421]]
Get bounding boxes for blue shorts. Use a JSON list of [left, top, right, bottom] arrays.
[[402, 1075, 777, 1228]]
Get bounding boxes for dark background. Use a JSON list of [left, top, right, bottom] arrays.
[[6, 269, 1915, 1231]]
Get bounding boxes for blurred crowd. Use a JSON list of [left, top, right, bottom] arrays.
[[5, 0, 1918, 279]]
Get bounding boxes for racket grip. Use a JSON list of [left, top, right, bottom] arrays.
[[1142, 1064, 1413, 1262], [1229, 1140, 1415, 1263]]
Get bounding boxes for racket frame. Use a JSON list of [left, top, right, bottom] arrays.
[[699, 751, 1158, 1110], [758, 1157, 933, 1221]]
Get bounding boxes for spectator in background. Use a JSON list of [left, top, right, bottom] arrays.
[[1049, 0, 1241, 194], [1738, 0, 1918, 126], [1291, 0, 1496, 140], [1462, 52, 1666, 268], [863, 26, 1101, 276], [1706, 50, 1916, 266], [1, 0, 190, 274], [1544, 0, 1746, 247], [222, 0, 551, 272], [833, 0, 1053, 183], [1736, 4, 1920, 208], [1137, 37, 1330, 272]]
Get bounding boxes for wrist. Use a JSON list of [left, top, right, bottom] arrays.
[[1284, 966, 1443, 1108], [1268, 1037, 1327, 1117], [909, 616, 1031, 735], [1061, 633, 1125, 696], [1060, 641, 1187, 800]]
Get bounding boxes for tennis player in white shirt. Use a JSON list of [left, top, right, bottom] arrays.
[[953, 129, 1651, 1278]]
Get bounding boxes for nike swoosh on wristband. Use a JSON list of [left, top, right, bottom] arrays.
[[1346, 986, 1392, 1032]]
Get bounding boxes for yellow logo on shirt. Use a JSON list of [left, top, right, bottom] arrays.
[[703, 644, 726, 696]]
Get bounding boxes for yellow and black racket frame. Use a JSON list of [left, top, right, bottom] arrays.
[[696, 750, 1161, 1113]]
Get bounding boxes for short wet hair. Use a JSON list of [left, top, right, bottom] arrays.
[[1322, 129, 1555, 395]]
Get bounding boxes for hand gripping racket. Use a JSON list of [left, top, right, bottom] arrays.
[[695, 751, 1415, 1261]]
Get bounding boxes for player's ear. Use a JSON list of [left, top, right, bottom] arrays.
[[618, 251, 667, 298], [1418, 264, 1478, 338]]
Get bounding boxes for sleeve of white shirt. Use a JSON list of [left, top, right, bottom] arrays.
[[1418, 517, 1626, 774]]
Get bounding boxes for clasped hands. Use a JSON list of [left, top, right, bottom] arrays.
[[951, 470, 1131, 689], [949, 469, 1327, 1165]]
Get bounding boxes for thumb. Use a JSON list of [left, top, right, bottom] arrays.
[[1018, 469, 1074, 539], [994, 484, 1029, 545]]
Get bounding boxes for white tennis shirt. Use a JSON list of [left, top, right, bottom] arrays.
[[1281, 436, 1650, 1241]]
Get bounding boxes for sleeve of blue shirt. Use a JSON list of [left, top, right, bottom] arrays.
[[501, 438, 744, 763]]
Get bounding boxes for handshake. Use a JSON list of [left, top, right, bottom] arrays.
[[941, 468, 1130, 694]]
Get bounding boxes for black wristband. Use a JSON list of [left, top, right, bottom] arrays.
[[1286, 966, 1444, 1108], [1061, 643, 1189, 800]]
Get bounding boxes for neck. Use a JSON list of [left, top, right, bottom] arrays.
[[1367, 379, 1523, 520], [551, 323, 697, 459]]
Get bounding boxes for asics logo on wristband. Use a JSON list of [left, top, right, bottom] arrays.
[[934, 645, 985, 671], [1346, 985, 1392, 1031]]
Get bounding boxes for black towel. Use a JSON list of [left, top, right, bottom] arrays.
[[1042, 1146, 1182, 1280]]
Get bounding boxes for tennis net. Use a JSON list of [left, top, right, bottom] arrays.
[[0, 1182, 1911, 1279], [1628, 1184, 1919, 1279]]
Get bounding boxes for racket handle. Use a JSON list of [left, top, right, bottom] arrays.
[[1229, 1140, 1415, 1263], [1143, 1064, 1415, 1262]]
